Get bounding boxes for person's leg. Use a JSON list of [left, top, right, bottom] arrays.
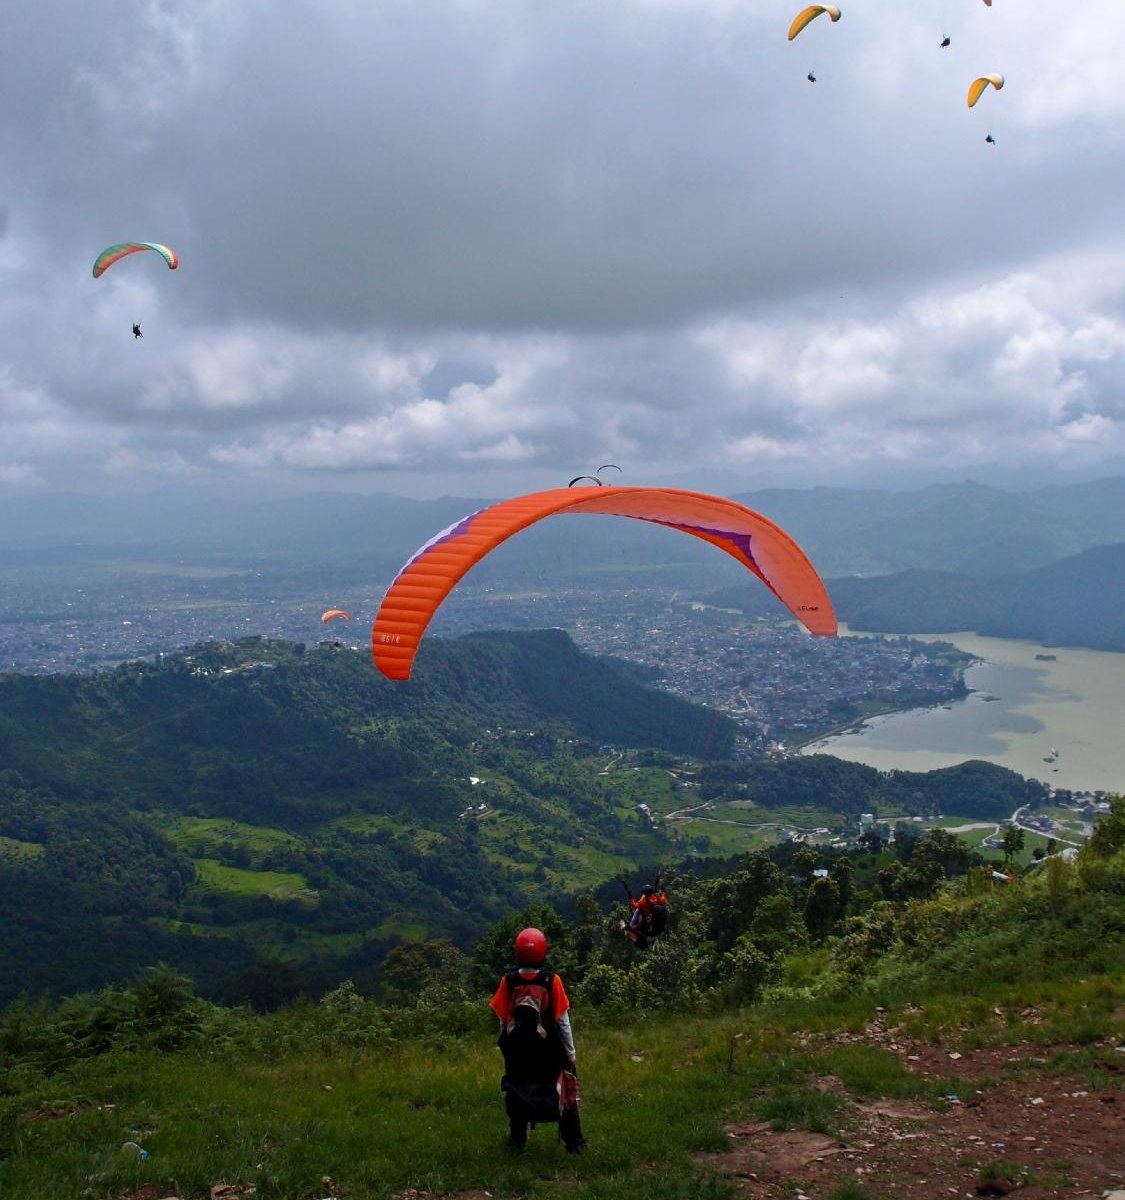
[[505, 1092, 528, 1148], [560, 1107, 586, 1153]]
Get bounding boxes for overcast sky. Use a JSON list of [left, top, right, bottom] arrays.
[[2, 0, 1124, 500]]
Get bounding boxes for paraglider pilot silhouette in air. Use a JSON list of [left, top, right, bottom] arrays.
[[940, 35, 951, 48], [807, 70, 816, 82], [132, 323, 143, 339]]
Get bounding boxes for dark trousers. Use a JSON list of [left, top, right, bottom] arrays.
[[503, 1079, 585, 1152]]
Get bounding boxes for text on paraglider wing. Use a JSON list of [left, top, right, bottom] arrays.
[[378, 633, 403, 644]]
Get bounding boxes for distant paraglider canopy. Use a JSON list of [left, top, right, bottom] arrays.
[[372, 486, 837, 680], [92, 243, 179, 278], [568, 475, 603, 487], [967, 74, 1004, 107], [321, 609, 351, 623], [787, 4, 841, 41]]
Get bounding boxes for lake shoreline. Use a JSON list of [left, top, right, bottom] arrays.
[[799, 629, 1124, 793]]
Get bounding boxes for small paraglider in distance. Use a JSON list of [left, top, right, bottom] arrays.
[[787, 4, 841, 41], [567, 475, 603, 488], [371, 485, 838, 681], [595, 464, 622, 483], [807, 70, 817, 82], [92, 242, 179, 278], [985, 133, 996, 144], [967, 73, 1004, 108], [132, 323, 143, 339], [940, 35, 951, 48], [321, 609, 351, 647]]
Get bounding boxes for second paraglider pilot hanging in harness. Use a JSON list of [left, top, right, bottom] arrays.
[[490, 927, 585, 1154], [620, 874, 668, 949]]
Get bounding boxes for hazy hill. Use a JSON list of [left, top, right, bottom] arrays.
[[1, 477, 1122, 584], [732, 476, 1125, 577], [710, 541, 1125, 652]]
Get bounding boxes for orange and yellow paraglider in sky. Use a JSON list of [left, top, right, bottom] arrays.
[[967, 74, 1004, 107], [372, 487, 837, 681], [92, 243, 179, 279], [321, 609, 351, 624], [787, 5, 841, 41]]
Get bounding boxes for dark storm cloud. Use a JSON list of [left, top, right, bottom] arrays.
[[0, 0, 1123, 491]]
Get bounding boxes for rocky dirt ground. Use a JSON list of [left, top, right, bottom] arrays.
[[698, 1009, 1125, 1200]]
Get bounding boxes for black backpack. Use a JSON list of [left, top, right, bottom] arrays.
[[499, 969, 564, 1083]]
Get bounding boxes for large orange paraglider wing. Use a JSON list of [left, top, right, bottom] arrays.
[[372, 486, 836, 681], [321, 608, 352, 623]]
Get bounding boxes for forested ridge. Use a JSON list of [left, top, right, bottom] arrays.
[[710, 541, 1125, 651], [1, 629, 1049, 1007]]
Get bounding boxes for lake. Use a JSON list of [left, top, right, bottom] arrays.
[[801, 628, 1125, 794]]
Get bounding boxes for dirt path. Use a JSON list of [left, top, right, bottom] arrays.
[[698, 1013, 1125, 1199]]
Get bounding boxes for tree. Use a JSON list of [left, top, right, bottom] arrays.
[[918, 828, 972, 878], [1001, 823, 1025, 866], [748, 891, 807, 958], [858, 827, 884, 856], [1084, 795, 1125, 860], [803, 876, 841, 940], [830, 855, 854, 915], [376, 939, 470, 1008], [792, 843, 821, 880], [706, 853, 786, 952]]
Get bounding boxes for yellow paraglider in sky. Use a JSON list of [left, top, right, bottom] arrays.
[[787, 5, 841, 41], [967, 74, 1004, 108]]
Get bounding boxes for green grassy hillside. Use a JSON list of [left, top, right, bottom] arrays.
[[1, 827, 1121, 1200]]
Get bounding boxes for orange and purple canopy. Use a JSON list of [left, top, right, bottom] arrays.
[[372, 486, 837, 680], [321, 609, 352, 623]]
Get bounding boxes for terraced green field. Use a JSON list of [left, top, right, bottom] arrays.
[[0, 835, 43, 861], [191, 859, 317, 903], [161, 815, 304, 856]]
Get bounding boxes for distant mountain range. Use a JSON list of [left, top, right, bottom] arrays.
[[709, 541, 1125, 652], [1, 477, 1122, 653], [728, 477, 1125, 579], [1, 477, 1122, 583]]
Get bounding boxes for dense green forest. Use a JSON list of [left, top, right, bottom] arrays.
[[698, 756, 1046, 821], [0, 631, 1053, 1007]]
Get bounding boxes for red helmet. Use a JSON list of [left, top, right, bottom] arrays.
[[514, 927, 548, 966]]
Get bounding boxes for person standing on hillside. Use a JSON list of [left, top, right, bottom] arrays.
[[490, 926, 585, 1153]]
